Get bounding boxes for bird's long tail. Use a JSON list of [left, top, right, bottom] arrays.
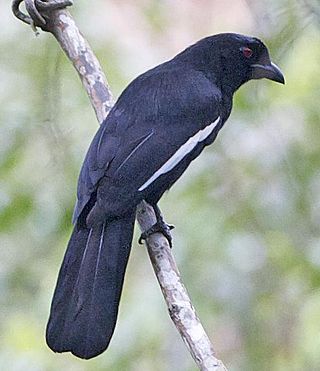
[[46, 211, 135, 359]]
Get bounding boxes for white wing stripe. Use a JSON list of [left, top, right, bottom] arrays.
[[138, 116, 220, 191]]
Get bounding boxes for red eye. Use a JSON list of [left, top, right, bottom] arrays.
[[241, 47, 253, 58]]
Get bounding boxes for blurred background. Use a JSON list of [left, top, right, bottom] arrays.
[[1, 0, 320, 370]]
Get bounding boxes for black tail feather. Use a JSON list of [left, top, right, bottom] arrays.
[[46, 211, 135, 359]]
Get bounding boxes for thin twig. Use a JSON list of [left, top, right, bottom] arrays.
[[12, 0, 33, 25], [12, 2, 228, 370], [25, 0, 46, 26], [36, 0, 73, 11], [12, 0, 73, 27]]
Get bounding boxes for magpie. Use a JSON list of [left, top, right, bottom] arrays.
[[46, 33, 284, 359]]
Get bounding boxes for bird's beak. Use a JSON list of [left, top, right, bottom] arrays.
[[251, 61, 285, 84]]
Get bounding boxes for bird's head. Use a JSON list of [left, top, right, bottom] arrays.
[[180, 33, 285, 94], [212, 33, 285, 92]]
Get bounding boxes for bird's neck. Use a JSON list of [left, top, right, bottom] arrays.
[[218, 55, 249, 96], [173, 41, 237, 121]]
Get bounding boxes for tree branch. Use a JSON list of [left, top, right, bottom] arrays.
[[137, 202, 227, 370], [12, 2, 228, 370]]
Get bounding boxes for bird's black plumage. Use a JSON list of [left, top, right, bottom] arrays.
[[46, 33, 284, 359]]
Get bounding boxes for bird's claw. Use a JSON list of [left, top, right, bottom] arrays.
[[139, 222, 175, 248]]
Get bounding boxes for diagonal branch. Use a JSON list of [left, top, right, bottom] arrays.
[[12, 2, 228, 370]]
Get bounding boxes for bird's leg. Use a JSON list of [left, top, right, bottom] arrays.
[[139, 204, 175, 248]]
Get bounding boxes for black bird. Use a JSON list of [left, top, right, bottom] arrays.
[[46, 33, 284, 359]]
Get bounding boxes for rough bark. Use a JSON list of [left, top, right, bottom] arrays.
[[137, 202, 228, 371], [12, 2, 228, 370]]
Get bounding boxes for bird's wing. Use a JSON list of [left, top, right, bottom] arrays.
[[74, 64, 222, 222]]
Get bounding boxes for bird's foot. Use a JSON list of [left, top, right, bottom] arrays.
[[139, 222, 175, 248]]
